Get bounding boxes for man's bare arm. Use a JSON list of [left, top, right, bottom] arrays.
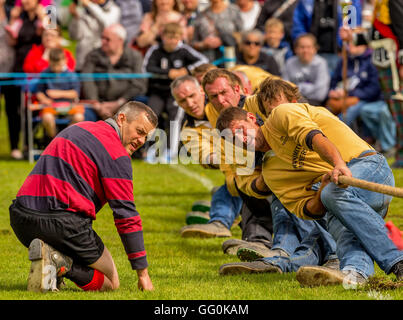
[[311, 133, 352, 185]]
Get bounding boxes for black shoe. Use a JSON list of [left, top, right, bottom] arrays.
[[392, 260, 403, 281]]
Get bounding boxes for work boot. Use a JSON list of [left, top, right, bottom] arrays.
[[222, 239, 250, 255], [296, 266, 367, 289], [185, 211, 210, 225], [321, 258, 340, 270], [236, 246, 288, 261], [180, 221, 231, 238], [191, 200, 210, 213], [27, 238, 72, 292], [237, 244, 289, 262], [219, 260, 282, 275], [391, 260, 403, 281], [222, 239, 272, 256]]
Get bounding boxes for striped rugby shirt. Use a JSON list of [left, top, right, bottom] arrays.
[[16, 120, 148, 269]]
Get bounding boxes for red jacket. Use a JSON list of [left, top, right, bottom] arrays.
[[23, 44, 76, 73]]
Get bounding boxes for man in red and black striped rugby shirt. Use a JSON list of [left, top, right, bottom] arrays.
[[9, 101, 157, 292]]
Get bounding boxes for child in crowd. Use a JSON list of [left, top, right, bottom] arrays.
[[327, 42, 396, 156], [282, 33, 330, 106], [261, 18, 293, 74], [35, 47, 83, 139], [143, 22, 208, 153]]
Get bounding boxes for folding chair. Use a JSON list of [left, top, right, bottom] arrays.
[[26, 92, 71, 163]]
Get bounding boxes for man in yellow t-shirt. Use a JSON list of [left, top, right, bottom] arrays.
[[170, 75, 243, 237], [219, 77, 338, 276], [216, 78, 403, 286], [200, 68, 338, 267], [198, 68, 276, 256]]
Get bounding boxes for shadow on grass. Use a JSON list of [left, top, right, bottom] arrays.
[[0, 283, 28, 291], [136, 191, 210, 198]]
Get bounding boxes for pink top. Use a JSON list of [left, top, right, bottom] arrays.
[[15, 0, 52, 7]]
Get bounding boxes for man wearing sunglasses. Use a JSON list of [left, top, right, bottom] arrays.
[[236, 29, 281, 76]]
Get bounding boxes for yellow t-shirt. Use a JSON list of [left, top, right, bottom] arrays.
[[229, 65, 280, 93], [205, 102, 220, 129], [260, 103, 373, 219], [230, 95, 271, 198], [374, 0, 391, 25], [204, 102, 242, 196], [180, 119, 219, 169]]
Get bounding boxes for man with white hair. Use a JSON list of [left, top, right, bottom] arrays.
[[81, 23, 147, 119]]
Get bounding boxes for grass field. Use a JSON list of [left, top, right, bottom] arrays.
[[0, 106, 402, 301]]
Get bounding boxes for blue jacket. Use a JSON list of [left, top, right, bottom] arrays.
[[292, 0, 362, 45], [263, 39, 293, 60], [329, 48, 383, 102]]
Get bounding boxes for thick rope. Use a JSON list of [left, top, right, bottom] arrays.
[[338, 176, 403, 198]]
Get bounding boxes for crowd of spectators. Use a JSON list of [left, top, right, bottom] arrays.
[[0, 0, 402, 167]]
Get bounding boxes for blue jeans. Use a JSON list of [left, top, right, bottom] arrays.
[[338, 101, 364, 127], [321, 151, 403, 278], [359, 100, 396, 152], [209, 184, 243, 229], [263, 197, 337, 273]]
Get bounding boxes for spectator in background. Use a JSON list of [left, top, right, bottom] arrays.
[[236, 29, 280, 76], [292, 0, 362, 74], [23, 25, 75, 73], [181, 0, 200, 42], [282, 33, 330, 105], [192, 0, 243, 63], [35, 48, 83, 139], [6, 0, 49, 39], [326, 41, 396, 157], [81, 23, 147, 119], [0, 0, 14, 73], [4, 0, 43, 160], [261, 18, 293, 74], [135, 0, 186, 52], [255, 0, 298, 43], [191, 62, 217, 83], [0, 0, 15, 155], [139, 0, 151, 13], [236, 0, 261, 32], [114, 0, 143, 46], [143, 22, 208, 151], [68, 0, 121, 72]]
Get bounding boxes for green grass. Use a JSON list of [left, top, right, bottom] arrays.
[[0, 111, 402, 300]]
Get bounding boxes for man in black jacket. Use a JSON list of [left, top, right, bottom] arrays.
[[81, 23, 147, 120]]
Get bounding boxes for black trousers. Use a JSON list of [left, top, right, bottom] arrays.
[[237, 188, 274, 248], [3, 85, 22, 150], [9, 200, 103, 287]]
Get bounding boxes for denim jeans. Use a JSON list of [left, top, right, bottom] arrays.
[[338, 101, 364, 127], [359, 100, 396, 152], [320, 151, 403, 278], [209, 184, 243, 229], [338, 100, 396, 152], [263, 197, 337, 273]]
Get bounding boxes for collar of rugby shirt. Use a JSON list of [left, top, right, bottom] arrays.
[[105, 118, 122, 141]]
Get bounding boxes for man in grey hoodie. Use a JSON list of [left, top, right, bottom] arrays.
[[282, 33, 330, 106]]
